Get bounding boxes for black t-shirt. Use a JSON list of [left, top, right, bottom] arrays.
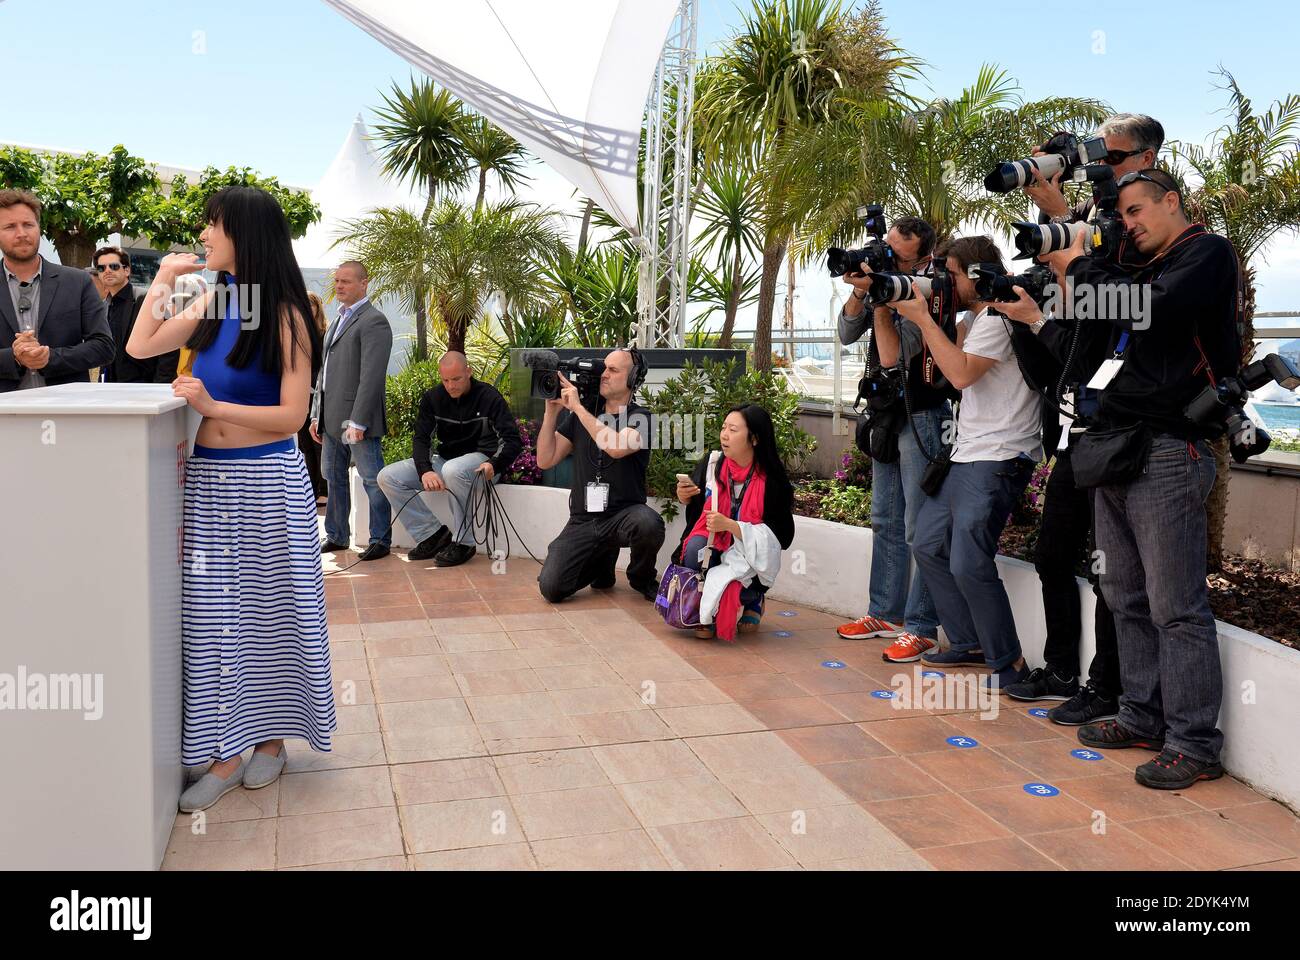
[[557, 401, 653, 516]]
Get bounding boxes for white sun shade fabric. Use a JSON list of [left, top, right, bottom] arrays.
[[293, 115, 419, 269], [320, 0, 681, 235]]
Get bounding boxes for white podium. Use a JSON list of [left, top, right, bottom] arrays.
[[0, 383, 188, 870]]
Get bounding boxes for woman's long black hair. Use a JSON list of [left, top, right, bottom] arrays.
[[185, 186, 320, 381], [714, 403, 793, 507]]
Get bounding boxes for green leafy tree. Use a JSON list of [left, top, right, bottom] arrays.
[[543, 243, 641, 347], [772, 65, 1108, 254], [695, 0, 912, 372], [0, 144, 161, 267], [337, 198, 563, 356], [457, 114, 531, 212], [694, 164, 763, 346], [142, 165, 319, 250]]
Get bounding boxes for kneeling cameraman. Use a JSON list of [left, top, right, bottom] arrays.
[[536, 348, 666, 603], [1038, 169, 1240, 790]]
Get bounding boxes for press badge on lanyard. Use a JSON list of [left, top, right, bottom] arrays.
[[1086, 331, 1130, 391], [586, 481, 610, 512]]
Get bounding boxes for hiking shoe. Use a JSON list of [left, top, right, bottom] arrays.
[[882, 633, 936, 663], [1004, 667, 1079, 703], [1048, 684, 1119, 726], [921, 646, 987, 666], [1135, 748, 1224, 790], [1077, 719, 1164, 751], [408, 527, 452, 562], [837, 616, 902, 640]]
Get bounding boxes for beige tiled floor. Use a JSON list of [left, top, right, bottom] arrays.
[[162, 542, 1300, 871]]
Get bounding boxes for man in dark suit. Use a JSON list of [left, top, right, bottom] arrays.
[[310, 260, 394, 561], [94, 245, 179, 383], [0, 189, 113, 392]]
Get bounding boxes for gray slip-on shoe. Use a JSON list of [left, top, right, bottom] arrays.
[[178, 758, 245, 813], [243, 742, 288, 789]]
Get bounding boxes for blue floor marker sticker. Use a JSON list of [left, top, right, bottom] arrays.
[[1023, 783, 1060, 797], [778, 610, 798, 617], [870, 690, 895, 699], [1028, 708, 1050, 718], [946, 736, 978, 748], [821, 660, 846, 669], [921, 670, 945, 678], [1070, 748, 1104, 762], [774, 630, 792, 638]]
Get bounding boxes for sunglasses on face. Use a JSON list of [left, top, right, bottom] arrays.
[[93, 263, 126, 274], [1102, 148, 1144, 166]]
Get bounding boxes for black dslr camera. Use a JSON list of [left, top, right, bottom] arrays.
[[968, 262, 1055, 305], [984, 131, 1109, 193], [827, 204, 893, 277], [1184, 353, 1300, 462], [1008, 165, 1126, 262], [522, 349, 605, 405]]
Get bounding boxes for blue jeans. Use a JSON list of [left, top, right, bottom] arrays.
[[681, 533, 765, 611], [868, 404, 948, 638], [1095, 434, 1221, 762], [377, 453, 493, 547], [321, 433, 391, 548], [912, 456, 1034, 671]]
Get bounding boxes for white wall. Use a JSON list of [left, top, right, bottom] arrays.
[[349, 475, 1300, 811]]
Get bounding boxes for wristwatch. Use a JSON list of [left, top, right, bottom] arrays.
[[1030, 317, 1048, 334]]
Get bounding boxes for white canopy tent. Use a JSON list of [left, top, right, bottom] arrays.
[[319, 0, 682, 236], [292, 114, 418, 270]]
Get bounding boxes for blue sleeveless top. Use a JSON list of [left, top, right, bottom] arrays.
[[191, 278, 281, 406]]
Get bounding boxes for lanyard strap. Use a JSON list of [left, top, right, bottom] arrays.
[[1114, 330, 1130, 357]]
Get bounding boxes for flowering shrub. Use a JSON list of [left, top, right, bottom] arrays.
[[504, 420, 543, 485], [1011, 458, 1053, 525], [833, 446, 872, 489]]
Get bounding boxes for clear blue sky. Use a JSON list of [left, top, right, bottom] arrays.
[[3, 0, 1298, 309]]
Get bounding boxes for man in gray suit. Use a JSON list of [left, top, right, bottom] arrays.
[[0, 189, 114, 392], [310, 260, 394, 560]]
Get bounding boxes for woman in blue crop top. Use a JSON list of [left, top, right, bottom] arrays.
[[127, 186, 336, 812]]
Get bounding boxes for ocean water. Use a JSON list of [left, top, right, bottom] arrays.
[[1255, 402, 1300, 431]]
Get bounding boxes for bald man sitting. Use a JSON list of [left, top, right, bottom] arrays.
[[377, 352, 522, 567]]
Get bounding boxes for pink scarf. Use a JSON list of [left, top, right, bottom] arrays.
[[686, 455, 766, 641]]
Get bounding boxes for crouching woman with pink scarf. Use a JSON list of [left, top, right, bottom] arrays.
[[672, 404, 796, 641]]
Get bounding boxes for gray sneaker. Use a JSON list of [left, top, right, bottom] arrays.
[[244, 743, 288, 789], [178, 759, 245, 812]]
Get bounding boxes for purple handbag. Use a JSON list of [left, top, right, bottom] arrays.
[[655, 562, 706, 629], [655, 452, 719, 630]]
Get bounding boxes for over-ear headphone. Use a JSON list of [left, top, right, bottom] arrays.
[[624, 345, 647, 392]]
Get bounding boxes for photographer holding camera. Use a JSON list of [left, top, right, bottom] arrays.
[[992, 115, 1164, 722], [1013, 168, 1241, 790], [893, 236, 1043, 687], [831, 217, 953, 662], [535, 348, 665, 603]]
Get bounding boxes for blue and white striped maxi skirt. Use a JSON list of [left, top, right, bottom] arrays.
[[181, 438, 336, 765]]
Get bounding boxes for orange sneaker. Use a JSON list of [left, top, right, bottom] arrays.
[[881, 633, 937, 663], [837, 616, 903, 640]]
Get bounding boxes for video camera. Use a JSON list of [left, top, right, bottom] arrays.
[[826, 204, 894, 277], [522, 349, 605, 405], [984, 132, 1109, 194], [1184, 353, 1300, 462], [1008, 165, 1126, 262]]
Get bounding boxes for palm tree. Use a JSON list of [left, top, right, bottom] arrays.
[[694, 164, 763, 347], [369, 78, 470, 360], [457, 114, 532, 211], [772, 65, 1108, 257], [336, 199, 564, 356], [544, 243, 641, 347], [695, 0, 912, 371], [1167, 70, 1300, 568]]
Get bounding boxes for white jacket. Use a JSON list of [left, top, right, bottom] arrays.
[[698, 522, 783, 626]]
